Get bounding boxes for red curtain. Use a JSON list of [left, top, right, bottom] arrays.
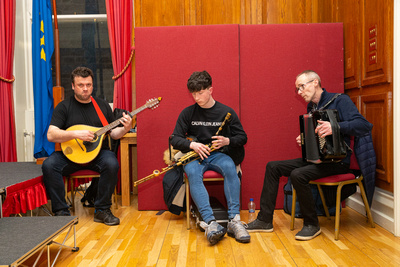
[[0, 0, 17, 162], [106, 0, 133, 112]]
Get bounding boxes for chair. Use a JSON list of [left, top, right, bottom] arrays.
[[65, 136, 118, 212], [184, 170, 224, 229], [65, 170, 118, 212], [290, 141, 375, 240]]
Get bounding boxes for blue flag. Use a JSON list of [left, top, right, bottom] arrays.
[[32, 0, 55, 158]]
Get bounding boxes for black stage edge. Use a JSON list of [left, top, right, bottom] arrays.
[[0, 216, 78, 266]]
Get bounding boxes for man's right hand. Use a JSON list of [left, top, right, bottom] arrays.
[[190, 141, 211, 160], [74, 130, 95, 142], [296, 135, 302, 146]]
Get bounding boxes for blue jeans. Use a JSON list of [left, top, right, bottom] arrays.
[[184, 151, 240, 223], [42, 150, 119, 213]]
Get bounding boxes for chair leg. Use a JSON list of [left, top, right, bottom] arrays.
[[290, 188, 296, 230], [357, 181, 375, 228], [334, 184, 345, 240], [64, 179, 69, 206], [316, 185, 331, 220], [70, 178, 75, 212], [113, 188, 118, 209], [185, 176, 190, 230]]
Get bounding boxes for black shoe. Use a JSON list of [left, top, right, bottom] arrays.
[[295, 225, 321, 241], [94, 209, 120, 226], [246, 219, 273, 233], [54, 209, 71, 216]]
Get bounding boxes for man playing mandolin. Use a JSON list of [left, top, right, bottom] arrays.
[[170, 70, 249, 245], [42, 66, 132, 225]]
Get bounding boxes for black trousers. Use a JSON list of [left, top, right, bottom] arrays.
[[257, 158, 349, 227], [42, 150, 119, 213]]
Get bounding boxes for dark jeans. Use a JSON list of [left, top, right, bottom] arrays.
[[42, 150, 119, 213], [257, 158, 349, 227]]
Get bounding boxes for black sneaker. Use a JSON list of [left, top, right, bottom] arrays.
[[54, 209, 71, 216], [94, 209, 120, 226], [295, 225, 321, 241], [246, 219, 273, 232]]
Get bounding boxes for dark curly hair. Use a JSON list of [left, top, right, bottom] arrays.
[[187, 70, 212, 93]]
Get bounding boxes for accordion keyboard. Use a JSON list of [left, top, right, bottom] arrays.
[[317, 123, 326, 150]]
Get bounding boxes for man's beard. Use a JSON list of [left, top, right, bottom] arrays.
[[76, 94, 90, 102]]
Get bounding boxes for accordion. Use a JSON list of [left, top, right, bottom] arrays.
[[299, 109, 347, 164]]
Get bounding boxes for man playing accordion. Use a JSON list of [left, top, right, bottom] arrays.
[[247, 70, 373, 241]]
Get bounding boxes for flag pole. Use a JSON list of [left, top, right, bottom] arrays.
[[51, 0, 63, 152], [52, 0, 61, 87]]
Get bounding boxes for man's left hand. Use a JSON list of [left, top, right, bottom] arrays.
[[120, 112, 133, 132], [315, 120, 332, 137], [211, 136, 229, 149]]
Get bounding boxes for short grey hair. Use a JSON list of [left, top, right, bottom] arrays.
[[296, 70, 321, 87]]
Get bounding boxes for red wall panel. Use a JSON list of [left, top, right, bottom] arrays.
[[135, 24, 240, 210], [239, 23, 344, 209], [135, 23, 344, 211]]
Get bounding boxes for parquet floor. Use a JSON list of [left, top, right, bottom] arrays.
[[24, 194, 400, 266]]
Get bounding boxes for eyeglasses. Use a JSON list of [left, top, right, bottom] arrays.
[[295, 79, 315, 93]]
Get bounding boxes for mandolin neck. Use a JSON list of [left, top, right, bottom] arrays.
[[94, 103, 149, 136]]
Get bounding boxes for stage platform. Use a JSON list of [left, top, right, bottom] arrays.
[[0, 162, 43, 192], [0, 162, 47, 217], [0, 216, 79, 267]]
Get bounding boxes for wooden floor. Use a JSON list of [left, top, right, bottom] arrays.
[[24, 194, 400, 267]]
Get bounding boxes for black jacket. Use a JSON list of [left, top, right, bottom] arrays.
[[162, 166, 185, 215]]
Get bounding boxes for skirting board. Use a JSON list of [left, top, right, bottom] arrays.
[[346, 187, 394, 233]]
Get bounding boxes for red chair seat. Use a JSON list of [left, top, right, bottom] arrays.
[[312, 173, 355, 183], [69, 170, 100, 176], [203, 171, 223, 179]]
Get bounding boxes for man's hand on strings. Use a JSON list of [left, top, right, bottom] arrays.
[[212, 135, 229, 150], [119, 112, 133, 132], [190, 142, 211, 160], [75, 130, 95, 141]]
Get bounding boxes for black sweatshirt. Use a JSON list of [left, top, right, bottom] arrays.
[[170, 101, 247, 154]]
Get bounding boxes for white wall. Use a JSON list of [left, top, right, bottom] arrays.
[[14, 0, 34, 162]]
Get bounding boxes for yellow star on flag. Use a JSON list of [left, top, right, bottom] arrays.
[[41, 48, 46, 61]]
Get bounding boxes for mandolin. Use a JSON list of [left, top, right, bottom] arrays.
[[61, 97, 162, 164]]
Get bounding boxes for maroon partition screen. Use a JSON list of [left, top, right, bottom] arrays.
[[135, 25, 240, 210], [239, 23, 344, 209], [135, 23, 343, 211]]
